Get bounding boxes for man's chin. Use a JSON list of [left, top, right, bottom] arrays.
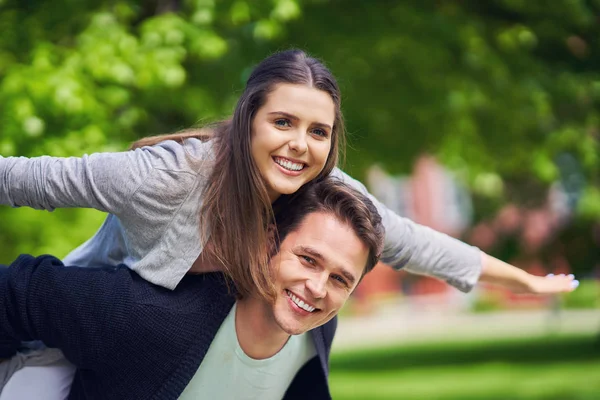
[[283, 326, 310, 336], [275, 315, 312, 336]]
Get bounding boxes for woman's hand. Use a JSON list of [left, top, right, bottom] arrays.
[[479, 252, 579, 294], [521, 273, 579, 295]]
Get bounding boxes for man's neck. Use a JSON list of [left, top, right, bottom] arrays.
[[235, 296, 290, 360]]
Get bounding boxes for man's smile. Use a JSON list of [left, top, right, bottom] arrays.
[[285, 289, 319, 313]]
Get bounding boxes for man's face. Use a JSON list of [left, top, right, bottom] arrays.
[[269, 211, 369, 335]]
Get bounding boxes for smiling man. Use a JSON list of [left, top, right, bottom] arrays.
[[0, 177, 384, 400]]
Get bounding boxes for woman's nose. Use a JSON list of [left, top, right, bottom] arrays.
[[288, 131, 308, 154]]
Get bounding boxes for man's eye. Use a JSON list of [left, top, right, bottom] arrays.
[[301, 255, 316, 265], [274, 119, 291, 128], [331, 274, 348, 286]]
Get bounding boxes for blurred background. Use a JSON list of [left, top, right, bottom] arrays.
[[1, 0, 599, 398]]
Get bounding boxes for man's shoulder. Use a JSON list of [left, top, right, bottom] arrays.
[[128, 272, 235, 322], [110, 272, 235, 364], [313, 316, 338, 348]]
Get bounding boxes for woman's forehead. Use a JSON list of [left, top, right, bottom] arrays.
[[261, 83, 335, 126]]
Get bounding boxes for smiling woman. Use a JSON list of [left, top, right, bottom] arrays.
[[250, 83, 335, 202]]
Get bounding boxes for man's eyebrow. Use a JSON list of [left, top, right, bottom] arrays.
[[267, 112, 332, 131], [338, 269, 357, 286], [298, 245, 357, 285]]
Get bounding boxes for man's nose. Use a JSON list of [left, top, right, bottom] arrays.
[[305, 274, 327, 299]]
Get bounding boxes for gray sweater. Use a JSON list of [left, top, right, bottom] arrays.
[[0, 138, 481, 292]]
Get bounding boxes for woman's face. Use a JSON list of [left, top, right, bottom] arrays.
[[251, 83, 335, 202]]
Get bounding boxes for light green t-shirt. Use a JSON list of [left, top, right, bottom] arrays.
[[179, 303, 317, 400]]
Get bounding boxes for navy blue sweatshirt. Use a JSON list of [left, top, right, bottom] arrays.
[[0, 255, 335, 399]]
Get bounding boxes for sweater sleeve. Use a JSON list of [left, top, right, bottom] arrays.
[[331, 168, 482, 292], [0, 140, 198, 216], [0, 254, 134, 370]]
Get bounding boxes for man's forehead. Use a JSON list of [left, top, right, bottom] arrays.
[[285, 212, 369, 277]]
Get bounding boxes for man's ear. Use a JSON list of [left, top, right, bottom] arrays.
[[267, 224, 278, 258]]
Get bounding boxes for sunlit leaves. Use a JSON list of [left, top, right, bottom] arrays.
[[0, 0, 285, 263]]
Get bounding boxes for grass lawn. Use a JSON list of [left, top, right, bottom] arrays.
[[329, 334, 600, 399]]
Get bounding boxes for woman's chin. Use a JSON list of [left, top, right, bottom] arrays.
[[266, 180, 305, 198]]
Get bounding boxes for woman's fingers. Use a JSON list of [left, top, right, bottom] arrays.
[[543, 273, 579, 292]]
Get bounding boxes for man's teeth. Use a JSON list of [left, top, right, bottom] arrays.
[[275, 158, 304, 171], [286, 290, 316, 312]]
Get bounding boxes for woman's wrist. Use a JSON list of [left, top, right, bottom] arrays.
[[479, 252, 534, 293]]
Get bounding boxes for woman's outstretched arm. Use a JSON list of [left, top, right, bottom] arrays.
[[332, 168, 481, 291], [1, 151, 151, 214], [332, 168, 577, 294], [0, 139, 210, 216]]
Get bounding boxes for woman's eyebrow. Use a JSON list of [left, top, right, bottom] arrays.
[[312, 122, 333, 131], [268, 112, 332, 131], [268, 111, 299, 121]]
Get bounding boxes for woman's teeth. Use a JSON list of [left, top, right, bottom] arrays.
[[286, 290, 316, 312], [274, 157, 304, 171]]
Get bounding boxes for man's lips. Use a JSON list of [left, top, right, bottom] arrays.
[[285, 289, 319, 313]]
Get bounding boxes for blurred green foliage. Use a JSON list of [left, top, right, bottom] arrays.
[[470, 280, 600, 312], [1, 0, 599, 264], [562, 279, 600, 309], [471, 289, 509, 313], [330, 334, 600, 399]]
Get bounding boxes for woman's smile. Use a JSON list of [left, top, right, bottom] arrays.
[[250, 83, 334, 202], [272, 156, 306, 175]]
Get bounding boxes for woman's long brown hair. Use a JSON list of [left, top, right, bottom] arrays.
[[131, 49, 345, 300]]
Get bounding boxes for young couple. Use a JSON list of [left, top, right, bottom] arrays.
[[0, 49, 577, 399]]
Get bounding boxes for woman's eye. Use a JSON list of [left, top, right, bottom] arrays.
[[311, 128, 328, 138], [274, 119, 291, 128]]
